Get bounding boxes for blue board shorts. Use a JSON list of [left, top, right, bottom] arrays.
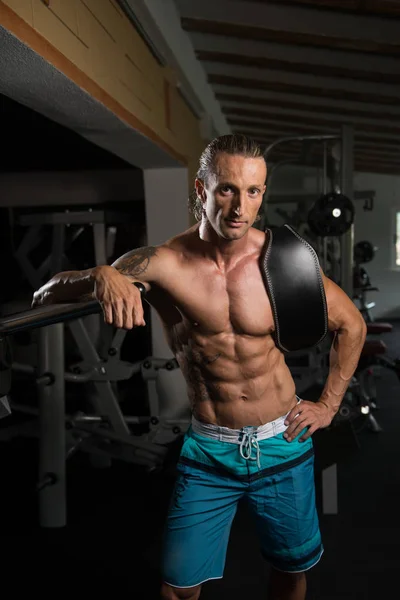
[[161, 400, 324, 588]]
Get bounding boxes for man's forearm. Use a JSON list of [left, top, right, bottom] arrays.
[[318, 321, 367, 416], [33, 266, 110, 305]]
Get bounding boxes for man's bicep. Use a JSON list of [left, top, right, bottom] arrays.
[[111, 245, 161, 291], [322, 273, 365, 332]]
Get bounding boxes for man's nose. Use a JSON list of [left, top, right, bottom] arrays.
[[232, 192, 246, 215]]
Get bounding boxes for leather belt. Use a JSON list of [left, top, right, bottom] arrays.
[[260, 224, 328, 353]]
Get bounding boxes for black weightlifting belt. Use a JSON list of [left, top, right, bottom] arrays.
[[260, 224, 328, 353]]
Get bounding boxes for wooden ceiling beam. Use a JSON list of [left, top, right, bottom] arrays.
[[209, 74, 400, 107], [197, 50, 400, 86], [181, 18, 400, 57], [233, 128, 400, 149], [263, 153, 399, 175], [215, 92, 400, 123], [236, 0, 400, 19], [355, 143, 400, 156], [264, 144, 399, 165], [257, 148, 399, 175], [264, 143, 400, 163], [223, 106, 400, 137], [228, 118, 336, 138]]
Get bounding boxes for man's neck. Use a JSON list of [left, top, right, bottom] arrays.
[[197, 221, 252, 271]]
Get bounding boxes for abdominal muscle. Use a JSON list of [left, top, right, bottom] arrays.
[[175, 329, 298, 430]]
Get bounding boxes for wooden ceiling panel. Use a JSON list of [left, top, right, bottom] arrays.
[[245, 136, 400, 158], [178, 1, 400, 176], [246, 141, 400, 163], [232, 0, 400, 19], [223, 106, 400, 137], [228, 117, 334, 135], [209, 74, 400, 106], [197, 50, 400, 86], [181, 18, 400, 57], [215, 93, 400, 124], [263, 155, 399, 175], [249, 142, 399, 174], [233, 127, 400, 148]]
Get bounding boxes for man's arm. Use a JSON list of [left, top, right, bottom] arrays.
[[110, 246, 159, 290], [284, 273, 367, 443], [317, 273, 367, 417], [32, 245, 162, 306], [32, 244, 170, 329]]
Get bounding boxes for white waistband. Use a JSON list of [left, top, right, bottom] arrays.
[[191, 397, 301, 444]]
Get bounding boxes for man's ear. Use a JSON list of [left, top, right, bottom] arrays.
[[195, 178, 206, 201]]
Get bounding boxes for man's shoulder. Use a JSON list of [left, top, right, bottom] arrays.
[[162, 224, 199, 253]]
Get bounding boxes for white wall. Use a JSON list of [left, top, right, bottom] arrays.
[[353, 172, 400, 320]]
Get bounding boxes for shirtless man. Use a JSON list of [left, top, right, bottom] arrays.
[[33, 134, 367, 600]]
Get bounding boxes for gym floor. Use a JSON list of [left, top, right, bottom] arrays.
[[1, 321, 399, 599]]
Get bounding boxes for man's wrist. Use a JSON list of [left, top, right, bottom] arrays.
[[317, 399, 336, 416], [91, 264, 115, 283]]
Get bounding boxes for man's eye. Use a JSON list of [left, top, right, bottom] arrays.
[[249, 189, 260, 195], [220, 186, 232, 194]]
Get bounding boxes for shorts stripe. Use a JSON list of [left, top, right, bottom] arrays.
[[262, 543, 324, 573], [178, 446, 314, 482]]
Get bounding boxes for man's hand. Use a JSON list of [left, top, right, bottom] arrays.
[[32, 288, 55, 307], [283, 400, 334, 442], [94, 266, 146, 330]]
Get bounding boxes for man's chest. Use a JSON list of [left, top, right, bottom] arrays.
[[157, 258, 275, 336]]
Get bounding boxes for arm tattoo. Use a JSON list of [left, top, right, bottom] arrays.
[[114, 246, 157, 278]]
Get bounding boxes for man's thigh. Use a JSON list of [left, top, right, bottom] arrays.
[[246, 450, 324, 572], [161, 463, 244, 588]]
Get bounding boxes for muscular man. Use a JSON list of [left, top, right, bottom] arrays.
[[33, 134, 367, 600]]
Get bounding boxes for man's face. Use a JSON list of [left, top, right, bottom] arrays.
[[196, 153, 267, 241]]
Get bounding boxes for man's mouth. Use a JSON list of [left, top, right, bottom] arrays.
[[226, 219, 246, 228]]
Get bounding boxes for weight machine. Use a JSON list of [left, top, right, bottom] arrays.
[[0, 299, 189, 528], [353, 240, 381, 323], [0, 206, 191, 527], [352, 240, 400, 416]]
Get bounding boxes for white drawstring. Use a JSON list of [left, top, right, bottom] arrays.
[[239, 429, 261, 468]]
